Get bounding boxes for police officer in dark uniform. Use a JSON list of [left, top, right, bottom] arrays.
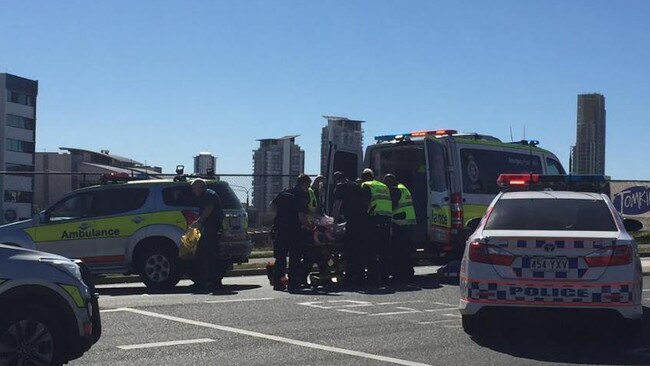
[[383, 174, 416, 283], [271, 174, 312, 291], [332, 171, 367, 286], [190, 178, 225, 291]]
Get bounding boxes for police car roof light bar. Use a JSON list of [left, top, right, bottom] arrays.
[[497, 174, 609, 193], [496, 174, 540, 189]]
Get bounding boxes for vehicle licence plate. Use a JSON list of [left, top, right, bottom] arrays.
[[530, 257, 569, 271]]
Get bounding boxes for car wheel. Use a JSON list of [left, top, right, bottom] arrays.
[[0, 305, 64, 366], [138, 244, 180, 290], [462, 314, 483, 337]]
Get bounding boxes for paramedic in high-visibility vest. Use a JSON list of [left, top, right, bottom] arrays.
[[383, 174, 416, 283], [308, 175, 325, 214], [360, 168, 393, 285]]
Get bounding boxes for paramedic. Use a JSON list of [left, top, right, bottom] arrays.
[[360, 168, 393, 285], [271, 174, 312, 291], [190, 178, 225, 290], [383, 174, 416, 283], [332, 171, 367, 286]]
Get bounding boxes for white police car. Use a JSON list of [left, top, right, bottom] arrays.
[[459, 174, 644, 335], [0, 244, 101, 365]]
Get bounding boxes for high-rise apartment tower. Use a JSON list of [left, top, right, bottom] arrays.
[[571, 93, 606, 175]]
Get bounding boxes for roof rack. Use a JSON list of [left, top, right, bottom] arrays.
[[173, 166, 219, 182]]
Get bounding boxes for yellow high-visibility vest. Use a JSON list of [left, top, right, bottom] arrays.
[[361, 180, 392, 217], [308, 187, 317, 212], [393, 183, 416, 226]]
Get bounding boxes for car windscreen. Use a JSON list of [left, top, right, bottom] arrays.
[[484, 198, 618, 231], [162, 183, 242, 210]]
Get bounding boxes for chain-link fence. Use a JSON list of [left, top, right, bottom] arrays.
[[0, 171, 319, 232]]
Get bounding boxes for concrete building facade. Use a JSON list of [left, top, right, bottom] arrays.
[[194, 152, 216, 175], [0, 73, 38, 223], [571, 93, 606, 175], [320, 116, 364, 175], [252, 136, 305, 211]]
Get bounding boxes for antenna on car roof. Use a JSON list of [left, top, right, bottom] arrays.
[[510, 126, 514, 142]]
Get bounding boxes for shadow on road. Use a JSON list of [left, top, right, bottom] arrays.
[[471, 306, 650, 365], [98, 283, 262, 297]]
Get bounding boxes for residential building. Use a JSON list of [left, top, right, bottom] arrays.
[[34, 148, 162, 210], [194, 152, 216, 175], [252, 136, 305, 211], [320, 116, 364, 175], [0, 73, 37, 223], [571, 93, 606, 174]]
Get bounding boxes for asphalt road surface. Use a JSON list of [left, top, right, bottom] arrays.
[[73, 268, 650, 366]]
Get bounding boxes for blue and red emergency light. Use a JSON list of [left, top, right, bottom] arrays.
[[374, 129, 458, 143], [497, 174, 609, 193]]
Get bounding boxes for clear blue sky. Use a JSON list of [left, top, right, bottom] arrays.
[[2, 1, 649, 179]]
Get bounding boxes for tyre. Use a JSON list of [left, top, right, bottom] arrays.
[[0, 305, 64, 366], [138, 244, 180, 290], [462, 314, 483, 337]]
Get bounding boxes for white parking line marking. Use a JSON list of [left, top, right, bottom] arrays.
[[433, 302, 457, 307], [337, 309, 370, 315], [205, 298, 274, 304], [100, 308, 128, 313], [121, 307, 432, 366], [424, 308, 459, 313], [443, 325, 462, 329], [369, 309, 421, 317], [298, 300, 373, 309], [376, 301, 425, 306], [442, 314, 462, 318], [395, 307, 419, 311], [416, 319, 457, 325], [118, 338, 215, 350]]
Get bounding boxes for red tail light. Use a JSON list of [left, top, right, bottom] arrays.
[[451, 193, 464, 230], [584, 246, 632, 267], [182, 210, 199, 227], [468, 240, 515, 266]]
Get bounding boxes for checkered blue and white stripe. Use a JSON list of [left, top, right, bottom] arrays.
[[493, 239, 612, 250], [462, 280, 633, 304]]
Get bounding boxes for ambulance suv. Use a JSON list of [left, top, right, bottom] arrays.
[[459, 174, 644, 335], [0, 244, 101, 365], [325, 129, 566, 261], [0, 175, 251, 290]]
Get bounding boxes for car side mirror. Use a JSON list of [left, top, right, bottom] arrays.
[[623, 218, 643, 232], [466, 217, 482, 232]]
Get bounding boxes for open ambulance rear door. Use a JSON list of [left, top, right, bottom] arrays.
[[423, 136, 454, 255], [324, 140, 363, 214]]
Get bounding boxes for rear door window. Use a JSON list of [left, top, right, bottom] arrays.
[[163, 183, 242, 210], [426, 139, 447, 192], [460, 148, 542, 194], [91, 188, 150, 216], [546, 158, 566, 175], [485, 198, 617, 231]]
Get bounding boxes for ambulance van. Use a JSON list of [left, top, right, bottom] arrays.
[[325, 129, 566, 261]]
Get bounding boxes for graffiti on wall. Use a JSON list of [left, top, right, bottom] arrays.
[[611, 183, 650, 216]]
